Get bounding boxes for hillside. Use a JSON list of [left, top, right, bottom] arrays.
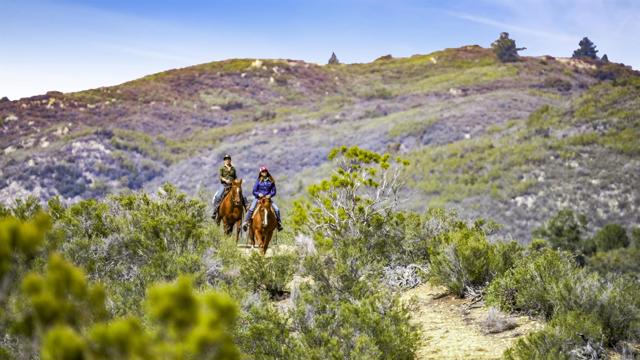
[[1, 45, 639, 241]]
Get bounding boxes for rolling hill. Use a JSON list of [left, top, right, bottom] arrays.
[[1, 45, 638, 242]]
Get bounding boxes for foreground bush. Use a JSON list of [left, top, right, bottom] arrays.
[[48, 184, 216, 315], [289, 253, 419, 359], [504, 311, 605, 360], [588, 246, 640, 278], [239, 252, 298, 299], [429, 220, 523, 298], [532, 209, 594, 259], [592, 223, 630, 252], [488, 247, 640, 349], [486, 248, 580, 319]]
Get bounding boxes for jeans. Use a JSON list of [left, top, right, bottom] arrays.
[[244, 198, 281, 223], [212, 184, 229, 211]]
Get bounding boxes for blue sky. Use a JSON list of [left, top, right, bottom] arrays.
[[1, 0, 639, 99]]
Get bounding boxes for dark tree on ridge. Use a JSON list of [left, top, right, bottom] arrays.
[[572, 37, 599, 59], [491, 32, 526, 63]]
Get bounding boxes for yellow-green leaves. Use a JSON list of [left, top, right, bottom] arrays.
[[88, 317, 152, 360], [0, 212, 51, 280], [41, 325, 86, 360], [146, 276, 239, 360], [19, 253, 107, 332]]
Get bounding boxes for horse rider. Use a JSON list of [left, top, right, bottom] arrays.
[[242, 166, 283, 232], [211, 154, 248, 219]]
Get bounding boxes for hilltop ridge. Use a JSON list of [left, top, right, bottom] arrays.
[[1, 45, 639, 241]]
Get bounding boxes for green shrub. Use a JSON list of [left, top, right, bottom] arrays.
[[504, 311, 605, 360], [239, 252, 298, 299], [428, 220, 523, 298], [592, 223, 630, 252], [15, 253, 107, 335], [292, 146, 410, 265], [532, 209, 594, 260], [588, 247, 640, 278], [492, 240, 525, 277], [235, 301, 302, 360], [41, 325, 87, 360], [486, 248, 580, 319], [50, 184, 216, 315], [145, 276, 239, 360], [88, 317, 153, 360], [632, 227, 640, 247], [429, 225, 495, 297], [291, 255, 418, 360]]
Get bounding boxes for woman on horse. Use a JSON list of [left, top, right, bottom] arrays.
[[242, 166, 283, 232]]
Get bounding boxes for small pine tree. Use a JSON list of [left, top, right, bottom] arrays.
[[491, 32, 526, 63], [328, 52, 340, 65], [572, 37, 599, 59], [601, 54, 609, 63]]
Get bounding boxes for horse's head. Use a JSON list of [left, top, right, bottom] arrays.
[[230, 179, 243, 206]]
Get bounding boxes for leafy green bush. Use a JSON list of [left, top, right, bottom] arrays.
[[592, 223, 630, 252], [486, 248, 580, 319], [588, 246, 640, 278], [429, 224, 495, 297], [428, 220, 523, 298], [235, 301, 302, 360], [239, 252, 298, 299], [291, 146, 411, 265], [15, 253, 107, 336], [532, 209, 594, 261], [289, 253, 419, 360], [504, 311, 605, 360], [49, 184, 216, 315]]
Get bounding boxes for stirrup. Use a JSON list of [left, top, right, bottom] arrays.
[[242, 221, 249, 231]]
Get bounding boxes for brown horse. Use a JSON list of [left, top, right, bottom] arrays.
[[217, 179, 244, 243], [248, 197, 277, 255]]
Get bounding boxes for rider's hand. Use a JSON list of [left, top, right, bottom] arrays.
[[258, 193, 264, 198], [266, 195, 271, 199]]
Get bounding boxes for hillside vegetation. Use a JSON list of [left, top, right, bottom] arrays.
[[1, 45, 639, 240], [1, 146, 639, 359]]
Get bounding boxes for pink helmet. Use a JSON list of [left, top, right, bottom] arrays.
[[260, 166, 269, 172]]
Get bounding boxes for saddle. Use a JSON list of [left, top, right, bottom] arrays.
[[251, 204, 275, 220]]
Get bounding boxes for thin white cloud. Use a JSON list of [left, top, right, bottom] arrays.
[[98, 43, 197, 65], [445, 10, 575, 42]]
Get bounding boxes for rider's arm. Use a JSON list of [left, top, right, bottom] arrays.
[[219, 167, 226, 184], [268, 182, 276, 198], [252, 180, 261, 198]]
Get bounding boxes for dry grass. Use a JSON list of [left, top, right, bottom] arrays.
[[402, 283, 543, 360]]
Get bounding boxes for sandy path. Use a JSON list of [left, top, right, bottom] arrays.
[[402, 283, 543, 360]]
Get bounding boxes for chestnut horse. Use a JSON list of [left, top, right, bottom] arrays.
[[248, 197, 277, 255], [216, 179, 244, 243]]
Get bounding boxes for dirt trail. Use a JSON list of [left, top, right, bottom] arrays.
[[402, 283, 543, 360]]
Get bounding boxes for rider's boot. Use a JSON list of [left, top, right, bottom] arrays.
[[275, 209, 283, 231], [243, 196, 250, 210], [242, 210, 253, 231]]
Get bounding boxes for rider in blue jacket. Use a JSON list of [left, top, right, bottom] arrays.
[[242, 166, 283, 231]]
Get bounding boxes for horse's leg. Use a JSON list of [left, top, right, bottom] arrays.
[[235, 218, 241, 244], [263, 231, 272, 256], [248, 221, 255, 247], [255, 230, 264, 255], [223, 219, 230, 235]]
